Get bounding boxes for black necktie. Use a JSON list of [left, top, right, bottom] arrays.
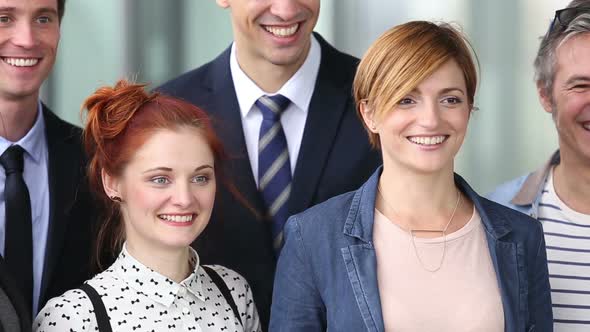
[[0, 145, 33, 312]]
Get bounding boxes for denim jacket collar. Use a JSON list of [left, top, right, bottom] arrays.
[[510, 150, 560, 207], [342, 166, 514, 242], [341, 166, 379, 243]]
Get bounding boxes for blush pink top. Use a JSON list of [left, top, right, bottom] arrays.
[[373, 208, 504, 331]]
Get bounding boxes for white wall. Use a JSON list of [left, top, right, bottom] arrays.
[[44, 0, 572, 192]]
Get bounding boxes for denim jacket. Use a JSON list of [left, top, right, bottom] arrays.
[[270, 167, 552, 332], [487, 151, 560, 219]]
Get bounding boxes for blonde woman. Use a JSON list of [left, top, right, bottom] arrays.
[[269, 21, 552, 332]]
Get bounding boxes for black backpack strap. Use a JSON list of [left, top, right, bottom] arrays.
[[202, 265, 243, 327], [78, 283, 112, 332]]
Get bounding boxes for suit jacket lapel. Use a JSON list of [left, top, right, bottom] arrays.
[[290, 35, 354, 215], [208, 49, 265, 213], [39, 106, 80, 305]]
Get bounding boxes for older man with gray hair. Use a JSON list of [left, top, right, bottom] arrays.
[[489, 0, 590, 330]]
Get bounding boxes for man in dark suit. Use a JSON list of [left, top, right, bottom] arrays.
[[0, 0, 94, 319], [158, 0, 380, 328]]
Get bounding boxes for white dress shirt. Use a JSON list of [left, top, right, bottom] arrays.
[[0, 102, 49, 315], [34, 245, 261, 332], [230, 35, 321, 186]]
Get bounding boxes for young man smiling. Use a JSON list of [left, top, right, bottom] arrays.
[[158, 0, 381, 328], [489, 1, 590, 331], [0, 0, 94, 321]]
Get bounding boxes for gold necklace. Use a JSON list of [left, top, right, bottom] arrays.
[[377, 184, 462, 272]]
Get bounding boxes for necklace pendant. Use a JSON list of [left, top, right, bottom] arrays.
[[377, 183, 462, 273], [410, 229, 445, 236], [410, 232, 447, 273]]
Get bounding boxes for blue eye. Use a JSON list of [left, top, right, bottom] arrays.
[[151, 177, 170, 185], [37, 16, 51, 24], [192, 175, 209, 185], [0, 16, 11, 24]]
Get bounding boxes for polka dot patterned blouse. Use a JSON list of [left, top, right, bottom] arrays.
[[34, 246, 261, 332]]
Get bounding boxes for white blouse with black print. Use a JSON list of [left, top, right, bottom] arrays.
[[34, 245, 261, 332]]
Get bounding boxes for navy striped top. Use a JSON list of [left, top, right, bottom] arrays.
[[540, 169, 590, 332]]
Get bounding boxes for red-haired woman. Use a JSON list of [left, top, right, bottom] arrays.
[[34, 80, 261, 332]]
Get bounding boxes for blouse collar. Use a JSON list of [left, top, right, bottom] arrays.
[[111, 244, 206, 307]]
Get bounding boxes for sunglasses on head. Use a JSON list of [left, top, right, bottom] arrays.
[[548, 6, 590, 34]]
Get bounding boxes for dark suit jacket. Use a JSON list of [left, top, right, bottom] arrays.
[[0, 257, 30, 332], [35, 106, 95, 312], [157, 33, 381, 329]]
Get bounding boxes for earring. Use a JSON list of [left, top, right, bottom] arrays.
[[370, 122, 377, 131], [110, 196, 122, 202]]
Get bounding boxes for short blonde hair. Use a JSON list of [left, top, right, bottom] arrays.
[[353, 21, 478, 148]]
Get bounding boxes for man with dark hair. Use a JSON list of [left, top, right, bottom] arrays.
[[158, 0, 381, 328], [489, 1, 590, 330], [0, 0, 94, 321], [57, 0, 66, 21]]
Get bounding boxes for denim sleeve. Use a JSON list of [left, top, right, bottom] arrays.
[[529, 224, 553, 331], [269, 216, 326, 332]]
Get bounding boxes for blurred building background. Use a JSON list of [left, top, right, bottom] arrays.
[[43, 0, 570, 193]]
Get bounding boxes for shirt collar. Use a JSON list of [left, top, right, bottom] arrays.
[[230, 34, 321, 119], [0, 101, 45, 163], [510, 149, 560, 206], [112, 244, 205, 308]]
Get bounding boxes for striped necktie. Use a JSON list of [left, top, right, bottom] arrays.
[[256, 94, 291, 252]]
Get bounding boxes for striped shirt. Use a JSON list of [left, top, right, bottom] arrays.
[[540, 168, 590, 331]]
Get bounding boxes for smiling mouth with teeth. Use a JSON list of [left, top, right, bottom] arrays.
[[158, 214, 195, 223], [2, 57, 40, 67], [407, 135, 448, 146], [263, 23, 300, 37]]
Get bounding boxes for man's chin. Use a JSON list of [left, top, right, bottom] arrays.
[[265, 46, 309, 67], [0, 85, 41, 102]]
